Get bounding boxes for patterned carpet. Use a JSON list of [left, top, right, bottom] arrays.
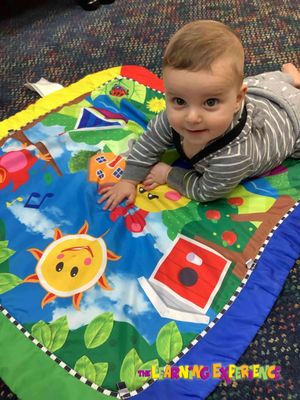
[[0, 0, 299, 398]]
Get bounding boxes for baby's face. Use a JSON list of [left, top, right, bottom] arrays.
[[163, 59, 247, 149]]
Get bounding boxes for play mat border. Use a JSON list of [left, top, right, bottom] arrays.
[[1, 66, 300, 400], [1, 200, 298, 399]]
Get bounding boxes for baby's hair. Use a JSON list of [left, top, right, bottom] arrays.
[[163, 20, 245, 87]]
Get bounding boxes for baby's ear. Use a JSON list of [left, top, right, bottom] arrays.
[[235, 83, 248, 111], [241, 83, 248, 94], [238, 83, 248, 98]]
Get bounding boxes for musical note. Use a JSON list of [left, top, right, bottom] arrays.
[[24, 192, 54, 209], [6, 197, 24, 207]]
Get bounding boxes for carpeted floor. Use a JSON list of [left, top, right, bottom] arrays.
[[0, 0, 299, 398]]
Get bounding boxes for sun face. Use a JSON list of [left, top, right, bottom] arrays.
[[36, 235, 107, 296], [23, 221, 120, 310]]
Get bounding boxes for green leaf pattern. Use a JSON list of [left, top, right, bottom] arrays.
[[75, 356, 96, 382], [120, 348, 143, 390], [156, 321, 183, 363], [31, 316, 69, 352], [84, 312, 114, 349], [0, 240, 15, 265], [136, 359, 159, 388], [75, 356, 108, 386], [120, 348, 159, 391], [0, 273, 22, 294], [94, 362, 109, 386], [48, 316, 69, 352], [32, 321, 52, 348]]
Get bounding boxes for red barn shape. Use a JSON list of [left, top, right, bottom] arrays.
[[139, 235, 231, 323]]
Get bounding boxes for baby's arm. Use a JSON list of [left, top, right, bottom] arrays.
[[121, 111, 174, 182], [165, 155, 253, 202], [99, 111, 174, 210]]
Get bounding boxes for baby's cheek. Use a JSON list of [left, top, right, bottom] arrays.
[[166, 109, 181, 128]]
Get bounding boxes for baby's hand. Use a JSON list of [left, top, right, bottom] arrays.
[[98, 180, 137, 211], [143, 162, 172, 190]]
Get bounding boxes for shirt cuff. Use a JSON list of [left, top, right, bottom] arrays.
[[121, 164, 151, 182], [167, 167, 190, 193]]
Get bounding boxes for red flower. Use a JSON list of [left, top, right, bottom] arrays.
[[125, 210, 148, 233], [109, 205, 128, 222], [109, 204, 148, 233]]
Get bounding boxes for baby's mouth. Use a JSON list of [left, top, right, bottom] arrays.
[[185, 128, 208, 134]]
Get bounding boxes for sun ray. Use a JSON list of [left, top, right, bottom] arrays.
[[41, 292, 57, 309], [107, 249, 121, 261], [78, 220, 89, 234], [27, 248, 43, 261], [73, 292, 83, 310], [23, 273, 39, 282], [54, 228, 63, 240], [98, 274, 113, 290]]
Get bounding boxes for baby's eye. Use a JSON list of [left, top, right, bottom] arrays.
[[205, 98, 219, 107], [173, 97, 185, 106]]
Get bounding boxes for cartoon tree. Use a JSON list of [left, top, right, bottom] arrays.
[[163, 193, 295, 279], [0, 130, 62, 176], [162, 201, 201, 240], [183, 196, 294, 279], [68, 150, 98, 173], [182, 197, 253, 251]]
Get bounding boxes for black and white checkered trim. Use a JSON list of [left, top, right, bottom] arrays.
[[1, 201, 298, 397], [123, 200, 300, 396], [0, 305, 120, 398], [2, 200, 299, 397], [0, 74, 164, 398]]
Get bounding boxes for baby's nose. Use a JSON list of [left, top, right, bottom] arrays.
[[186, 108, 202, 123]]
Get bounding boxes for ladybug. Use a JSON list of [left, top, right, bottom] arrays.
[[109, 84, 129, 97]]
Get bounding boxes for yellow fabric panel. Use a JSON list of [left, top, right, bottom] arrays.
[[0, 66, 122, 140]]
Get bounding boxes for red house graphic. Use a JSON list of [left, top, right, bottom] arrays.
[[139, 235, 231, 323]]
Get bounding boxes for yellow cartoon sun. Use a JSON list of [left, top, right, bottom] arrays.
[[146, 97, 166, 113], [23, 221, 120, 310]]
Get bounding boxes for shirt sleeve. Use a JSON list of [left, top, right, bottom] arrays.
[[167, 154, 253, 202], [244, 71, 294, 88], [121, 111, 174, 182]]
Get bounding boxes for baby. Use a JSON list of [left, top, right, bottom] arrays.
[[99, 20, 300, 211]]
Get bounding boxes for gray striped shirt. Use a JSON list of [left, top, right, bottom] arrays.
[[122, 71, 300, 202]]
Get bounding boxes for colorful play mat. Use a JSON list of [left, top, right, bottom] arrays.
[[0, 66, 299, 399]]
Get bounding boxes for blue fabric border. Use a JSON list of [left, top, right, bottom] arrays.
[[135, 203, 300, 400]]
